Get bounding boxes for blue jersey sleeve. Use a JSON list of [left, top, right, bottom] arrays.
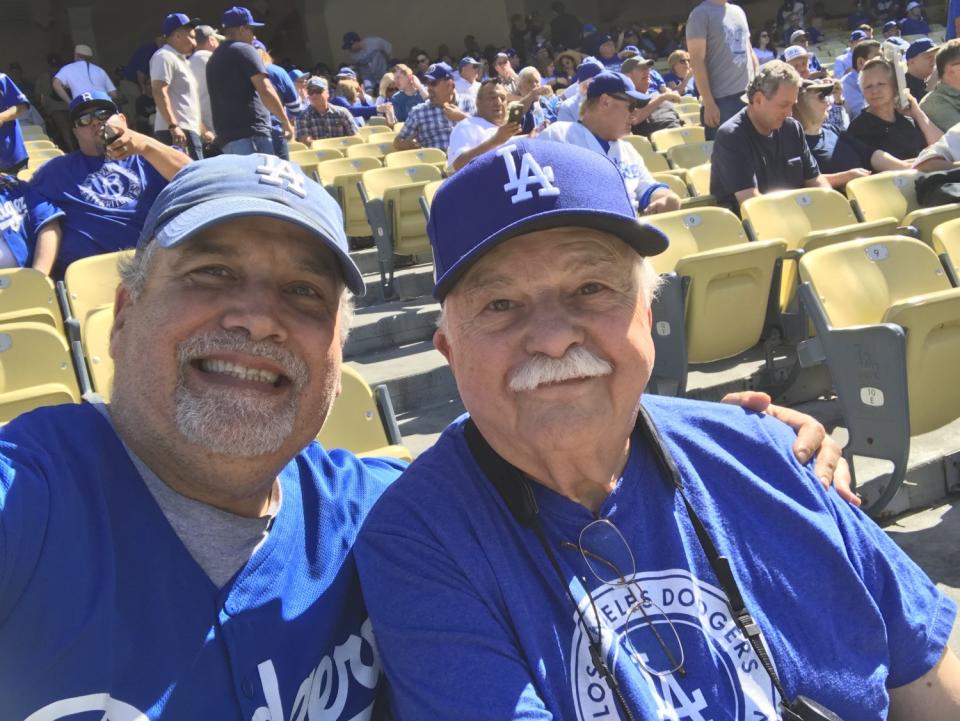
[[0, 74, 28, 110], [24, 186, 64, 236]]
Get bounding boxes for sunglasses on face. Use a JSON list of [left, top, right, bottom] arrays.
[[73, 107, 114, 128], [417, 57, 429, 64]]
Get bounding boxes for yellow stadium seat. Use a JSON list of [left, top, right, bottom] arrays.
[[24, 139, 57, 150], [366, 116, 390, 127], [346, 141, 395, 161], [317, 365, 411, 459], [651, 125, 706, 151], [846, 170, 960, 246], [385, 147, 447, 172], [931, 216, 960, 278], [678, 111, 702, 126], [315, 156, 382, 238], [675, 97, 701, 110], [652, 172, 690, 199], [741, 188, 899, 310], [357, 125, 391, 141], [0, 268, 63, 332], [667, 141, 713, 170], [798, 236, 960, 513], [359, 164, 443, 297], [289, 147, 342, 167], [82, 305, 114, 398], [63, 250, 133, 333], [28, 148, 64, 162], [420, 179, 444, 220], [287, 141, 308, 152], [311, 136, 364, 151], [0, 322, 81, 422], [16, 167, 34, 182], [687, 162, 712, 197], [622, 135, 671, 173], [20, 125, 48, 140]]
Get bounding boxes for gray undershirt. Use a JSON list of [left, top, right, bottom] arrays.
[[92, 401, 281, 588]]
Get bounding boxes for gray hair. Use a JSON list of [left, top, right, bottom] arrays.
[[745, 60, 801, 103], [118, 241, 355, 345], [518, 66, 542, 86]]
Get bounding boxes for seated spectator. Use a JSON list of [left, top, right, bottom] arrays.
[[390, 63, 428, 122], [594, 33, 622, 71], [834, 30, 867, 79], [914, 119, 960, 170], [331, 69, 380, 123], [753, 29, 778, 65], [375, 71, 397, 107], [29, 91, 189, 279], [784, 45, 813, 79], [711, 61, 828, 212], [394, 62, 470, 151], [883, 20, 902, 39], [493, 52, 521, 97], [556, 57, 603, 122], [447, 79, 520, 172], [848, 0, 873, 30], [906, 38, 937, 101], [455, 57, 481, 100], [850, 57, 942, 158], [0, 70, 29, 175], [554, 50, 580, 83], [843, 39, 882, 119], [921, 40, 960, 131], [622, 56, 684, 137], [0, 175, 62, 274], [516, 67, 556, 133], [901, 2, 931, 36], [794, 78, 909, 188], [661, 50, 698, 95], [294, 77, 357, 145], [788, 30, 827, 78], [539, 71, 682, 215]]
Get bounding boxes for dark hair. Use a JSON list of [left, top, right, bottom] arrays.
[[936, 39, 960, 77], [479, 77, 502, 89], [852, 39, 881, 69], [752, 28, 776, 53]]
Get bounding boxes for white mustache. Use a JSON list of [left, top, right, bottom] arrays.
[[509, 346, 613, 392], [176, 329, 309, 389]]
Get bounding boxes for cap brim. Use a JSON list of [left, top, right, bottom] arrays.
[[433, 210, 668, 300], [69, 99, 118, 120], [154, 196, 365, 296]]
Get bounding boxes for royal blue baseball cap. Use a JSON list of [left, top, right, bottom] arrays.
[[621, 45, 641, 56], [335, 66, 357, 79], [289, 68, 307, 81], [906, 37, 937, 59], [68, 90, 119, 121], [459, 56, 481, 69], [850, 30, 868, 42], [597, 32, 616, 46], [886, 36, 909, 50], [575, 56, 604, 82], [162, 13, 199, 36], [342, 31, 361, 49], [428, 139, 668, 300], [587, 71, 650, 102], [424, 62, 455, 82], [137, 154, 364, 295], [221, 6, 264, 28], [883, 20, 899, 32]]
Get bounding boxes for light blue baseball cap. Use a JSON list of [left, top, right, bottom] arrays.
[[137, 154, 364, 295]]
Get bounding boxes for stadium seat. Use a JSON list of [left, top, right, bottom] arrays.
[[623, 135, 670, 173], [846, 169, 960, 245], [24, 139, 56, 150], [289, 147, 343, 168], [931, 216, 960, 279], [675, 97, 701, 111], [81, 304, 114, 398], [419, 179, 444, 220], [650, 126, 706, 151], [687, 162, 712, 197], [678, 111, 702, 126], [366, 116, 390, 127], [644, 207, 786, 395], [741, 188, 899, 311], [63, 250, 132, 334], [357, 125, 391, 141], [667, 141, 713, 170], [316, 365, 411, 460], [346, 140, 395, 161], [384, 147, 447, 172], [0, 321, 82, 423], [287, 141, 308, 152], [359, 164, 443, 298], [28, 148, 64, 162], [797, 236, 960, 513], [652, 172, 690, 198], [15, 167, 34, 182], [20, 125, 48, 140], [0, 268, 63, 332], [315, 156, 382, 238], [311, 136, 363, 151]]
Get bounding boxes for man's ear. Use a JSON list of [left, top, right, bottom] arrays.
[[109, 284, 134, 359], [433, 327, 455, 372]]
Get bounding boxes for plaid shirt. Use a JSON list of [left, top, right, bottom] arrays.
[[396, 96, 476, 150], [295, 103, 357, 141]]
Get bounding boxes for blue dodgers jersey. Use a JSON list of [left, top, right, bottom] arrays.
[[0, 402, 405, 720], [356, 395, 957, 721], [29, 151, 168, 273], [0, 74, 28, 170], [0, 179, 63, 266]]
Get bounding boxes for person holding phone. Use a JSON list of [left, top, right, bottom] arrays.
[[447, 78, 522, 172]]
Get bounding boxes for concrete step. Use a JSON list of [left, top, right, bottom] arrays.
[[350, 247, 380, 276], [396, 398, 465, 458], [356, 264, 435, 308], [345, 295, 440, 357]]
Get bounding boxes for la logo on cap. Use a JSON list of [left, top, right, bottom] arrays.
[[497, 144, 560, 205], [255, 156, 307, 198]]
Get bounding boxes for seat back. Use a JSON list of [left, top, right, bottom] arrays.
[[678, 111, 702, 126], [0, 322, 81, 422], [645, 207, 749, 273], [362, 165, 442, 255], [346, 141, 395, 160], [651, 125, 706, 151], [687, 163, 711, 197], [24, 139, 56, 150], [385, 147, 447, 171], [20, 125, 48, 140], [423, 179, 443, 209], [652, 172, 690, 199], [311, 136, 363, 151], [357, 125, 391, 141], [622, 135, 670, 172], [316, 366, 392, 453], [28, 148, 64, 162], [845, 169, 918, 223], [316, 157, 382, 237], [741, 188, 860, 249], [667, 141, 713, 170], [287, 141, 308, 152], [63, 250, 133, 331], [289, 148, 343, 169], [82, 305, 115, 398], [0, 268, 63, 331], [932, 216, 960, 276]]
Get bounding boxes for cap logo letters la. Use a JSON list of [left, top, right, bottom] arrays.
[[255, 156, 307, 198], [497, 145, 560, 205]]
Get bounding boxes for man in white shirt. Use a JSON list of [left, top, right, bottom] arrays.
[[150, 13, 207, 159], [454, 57, 482, 100], [914, 120, 960, 171], [539, 71, 682, 214], [52, 45, 118, 102], [447, 78, 522, 172], [190, 24, 222, 149]]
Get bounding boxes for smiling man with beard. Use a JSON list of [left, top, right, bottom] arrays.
[[0, 153, 404, 719]]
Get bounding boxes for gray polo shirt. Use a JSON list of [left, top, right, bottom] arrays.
[[149, 43, 202, 133], [686, 0, 755, 100]]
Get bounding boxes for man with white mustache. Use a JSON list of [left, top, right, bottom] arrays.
[[0, 154, 405, 719], [355, 140, 960, 720]]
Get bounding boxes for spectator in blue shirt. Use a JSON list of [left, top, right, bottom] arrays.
[[0, 72, 30, 174], [901, 2, 931, 36], [842, 39, 881, 119], [390, 63, 428, 122], [0, 175, 63, 274]]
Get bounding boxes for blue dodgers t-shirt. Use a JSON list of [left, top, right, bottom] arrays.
[[0, 402, 405, 720], [0, 73, 28, 170], [29, 151, 167, 276], [0, 178, 63, 267], [805, 122, 874, 175], [356, 395, 956, 720]]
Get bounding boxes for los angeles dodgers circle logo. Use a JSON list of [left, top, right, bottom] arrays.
[[570, 570, 780, 721], [79, 163, 143, 209]]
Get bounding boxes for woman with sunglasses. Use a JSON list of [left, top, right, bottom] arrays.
[[752, 28, 777, 65], [793, 78, 909, 189]]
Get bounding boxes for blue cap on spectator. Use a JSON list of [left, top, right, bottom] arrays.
[[306, 76, 328, 91], [621, 45, 641, 56], [597, 32, 616, 45], [68, 90, 119, 121], [850, 30, 868, 42], [459, 56, 481, 69], [289, 68, 306, 81], [503, 48, 518, 58], [886, 36, 909, 49], [137, 154, 364, 295], [424, 62, 455, 82], [906, 37, 938, 60], [587, 71, 651, 102], [336, 67, 357, 79], [162, 13, 198, 36], [883, 20, 898, 32], [342, 31, 360, 49], [221, 6, 264, 28], [575, 56, 604, 82], [427, 139, 667, 300]]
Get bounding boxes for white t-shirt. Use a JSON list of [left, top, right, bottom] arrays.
[[454, 74, 480, 100], [149, 44, 201, 133], [537, 121, 663, 210], [189, 50, 214, 134], [54, 60, 116, 98], [915, 123, 960, 165], [446, 115, 498, 170], [556, 93, 585, 122]]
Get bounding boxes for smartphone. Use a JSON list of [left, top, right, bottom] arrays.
[[508, 101, 524, 125], [882, 40, 911, 112]]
